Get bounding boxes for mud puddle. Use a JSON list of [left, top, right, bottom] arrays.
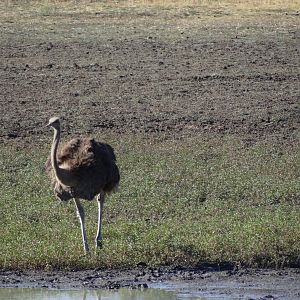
[[152, 281, 289, 299], [0, 288, 183, 300], [0, 286, 272, 300], [1, 267, 300, 300]]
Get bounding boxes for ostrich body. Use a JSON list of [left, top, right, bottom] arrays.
[[45, 117, 120, 254]]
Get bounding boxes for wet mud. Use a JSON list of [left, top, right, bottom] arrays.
[[1, 266, 300, 299]]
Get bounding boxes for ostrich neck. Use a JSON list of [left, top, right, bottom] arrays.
[[51, 128, 74, 187], [51, 128, 60, 173]]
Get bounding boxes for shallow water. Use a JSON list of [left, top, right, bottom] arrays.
[[0, 288, 212, 300]]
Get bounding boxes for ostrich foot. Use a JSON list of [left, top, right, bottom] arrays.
[[95, 239, 103, 250]]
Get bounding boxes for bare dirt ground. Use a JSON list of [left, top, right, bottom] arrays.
[[0, 6, 299, 145], [0, 3, 299, 298]]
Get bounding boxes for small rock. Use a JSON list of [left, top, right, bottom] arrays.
[[47, 42, 53, 50], [7, 133, 18, 138]]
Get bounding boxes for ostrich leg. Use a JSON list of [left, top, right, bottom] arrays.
[[95, 191, 105, 249], [73, 198, 90, 254]]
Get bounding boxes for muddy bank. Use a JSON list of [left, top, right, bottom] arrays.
[[1, 266, 299, 299]]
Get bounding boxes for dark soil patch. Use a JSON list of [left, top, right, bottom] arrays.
[[0, 11, 299, 145]]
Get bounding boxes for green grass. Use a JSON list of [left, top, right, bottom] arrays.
[[0, 136, 299, 269]]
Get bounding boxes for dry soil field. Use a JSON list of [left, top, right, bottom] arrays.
[[0, 1, 299, 145]]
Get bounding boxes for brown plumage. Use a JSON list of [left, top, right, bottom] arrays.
[[45, 137, 119, 201], [45, 117, 120, 254]]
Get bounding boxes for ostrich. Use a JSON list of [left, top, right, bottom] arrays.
[[45, 117, 120, 254]]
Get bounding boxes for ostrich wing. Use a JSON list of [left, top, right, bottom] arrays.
[[46, 138, 120, 200]]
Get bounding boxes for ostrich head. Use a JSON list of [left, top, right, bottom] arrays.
[[47, 117, 60, 129]]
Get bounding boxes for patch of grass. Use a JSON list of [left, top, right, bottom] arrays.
[[0, 136, 299, 269], [1, 0, 297, 47], [1, 0, 298, 23]]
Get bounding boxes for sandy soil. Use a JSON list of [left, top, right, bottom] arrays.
[[1, 266, 300, 299]]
